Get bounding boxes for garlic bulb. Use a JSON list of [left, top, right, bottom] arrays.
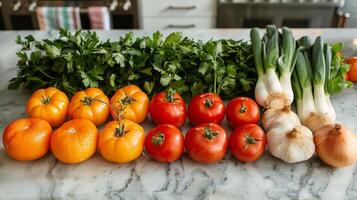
[[314, 123, 357, 168], [267, 124, 315, 163], [262, 106, 300, 131]]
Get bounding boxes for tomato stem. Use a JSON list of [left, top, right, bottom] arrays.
[[165, 88, 177, 103], [81, 96, 94, 106], [121, 95, 136, 105], [244, 134, 259, 144], [204, 127, 218, 140], [41, 95, 51, 105], [204, 98, 214, 108], [240, 104, 247, 113], [81, 97, 126, 133], [114, 123, 126, 137], [113, 102, 128, 137], [152, 132, 165, 145]]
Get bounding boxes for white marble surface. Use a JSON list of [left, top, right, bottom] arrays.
[[1, 29, 357, 200]]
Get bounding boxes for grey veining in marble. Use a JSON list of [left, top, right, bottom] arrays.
[[1, 29, 357, 200]]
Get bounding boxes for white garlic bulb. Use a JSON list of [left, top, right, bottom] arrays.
[[267, 124, 315, 163], [262, 106, 300, 132]]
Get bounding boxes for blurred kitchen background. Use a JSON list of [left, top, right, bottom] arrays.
[[0, 0, 355, 30]]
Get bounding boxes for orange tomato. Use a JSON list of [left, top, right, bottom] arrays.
[[3, 118, 52, 161], [69, 88, 109, 126], [51, 119, 98, 164], [26, 87, 69, 127], [98, 119, 145, 163], [110, 85, 149, 124], [347, 57, 357, 82]]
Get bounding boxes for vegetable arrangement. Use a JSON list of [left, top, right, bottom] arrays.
[[2, 27, 356, 168], [251, 26, 354, 167], [3, 85, 266, 164], [10, 29, 256, 99], [251, 26, 315, 163]]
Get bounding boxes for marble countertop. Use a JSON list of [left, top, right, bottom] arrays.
[[1, 29, 357, 200]]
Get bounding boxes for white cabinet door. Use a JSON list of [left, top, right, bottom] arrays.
[[140, 0, 216, 17], [143, 17, 216, 29]]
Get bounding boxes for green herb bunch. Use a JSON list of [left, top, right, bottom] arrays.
[[9, 29, 256, 99]]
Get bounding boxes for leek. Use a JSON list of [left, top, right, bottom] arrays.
[[251, 28, 268, 107], [292, 36, 352, 131], [278, 27, 298, 105], [251, 26, 299, 109]]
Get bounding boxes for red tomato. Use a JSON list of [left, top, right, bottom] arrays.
[[188, 93, 225, 125], [347, 57, 357, 82], [149, 89, 186, 127], [145, 124, 184, 163], [185, 123, 228, 164], [226, 97, 260, 128], [229, 124, 266, 162]]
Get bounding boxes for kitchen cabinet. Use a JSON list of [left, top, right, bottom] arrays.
[[139, 0, 216, 29]]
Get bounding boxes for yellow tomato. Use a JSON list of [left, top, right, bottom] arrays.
[[26, 87, 69, 127], [51, 119, 98, 164], [69, 88, 110, 126], [110, 85, 149, 124], [98, 119, 145, 163]]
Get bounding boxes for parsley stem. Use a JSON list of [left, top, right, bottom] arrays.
[[34, 65, 56, 79]]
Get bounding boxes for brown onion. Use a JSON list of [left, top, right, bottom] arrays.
[[314, 123, 357, 168]]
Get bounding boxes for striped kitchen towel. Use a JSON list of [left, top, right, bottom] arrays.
[[88, 7, 111, 30], [36, 7, 81, 30]]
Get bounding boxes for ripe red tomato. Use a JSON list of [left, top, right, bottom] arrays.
[[185, 123, 228, 164], [149, 89, 186, 127], [226, 97, 260, 128], [229, 124, 266, 162], [145, 124, 184, 163], [188, 93, 225, 125]]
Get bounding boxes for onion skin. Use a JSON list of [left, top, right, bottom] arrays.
[[314, 124, 357, 168]]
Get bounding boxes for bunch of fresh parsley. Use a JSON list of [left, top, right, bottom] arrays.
[[9, 29, 256, 99]]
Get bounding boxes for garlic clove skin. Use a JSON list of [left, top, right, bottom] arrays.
[[262, 106, 300, 132], [314, 124, 357, 168], [267, 124, 315, 163]]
